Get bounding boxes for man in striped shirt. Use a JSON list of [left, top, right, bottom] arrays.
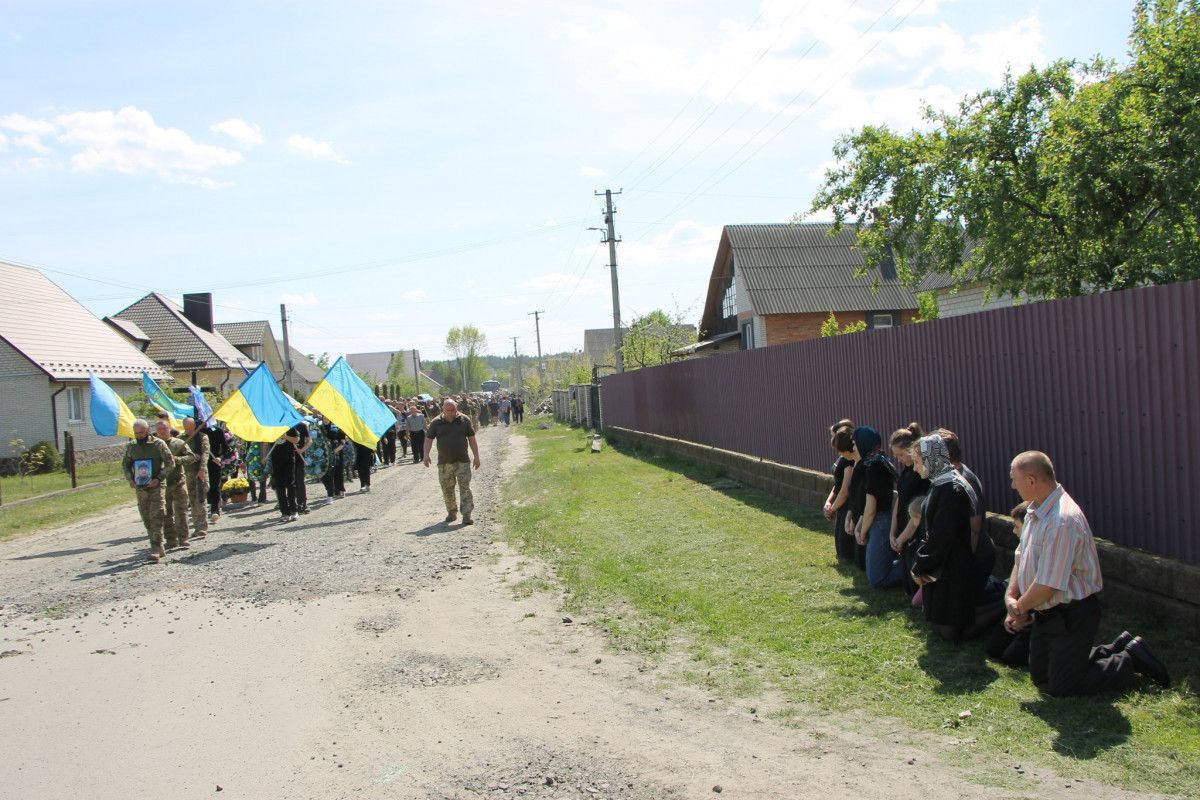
[[1004, 451, 1169, 695]]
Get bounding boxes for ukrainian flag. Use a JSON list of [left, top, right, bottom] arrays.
[[143, 371, 192, 426], [88, 372, 137, 439], [308, 356, 396, 446], [213, 363, 304, 442]]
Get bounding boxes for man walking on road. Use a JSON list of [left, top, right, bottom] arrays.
[[424, 398, 480, 525], [182, 416, 210, 539], [122, 418, 175, 562], [155, 419, 193, 550]]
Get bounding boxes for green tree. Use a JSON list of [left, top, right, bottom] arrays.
[[809, 0, 1200, 300], [307, 352, 331, 371], [620, 308, 698, 370], [445, 325, 489, 391], [820, 313, 867, 337], [915, 291, 940, 323]]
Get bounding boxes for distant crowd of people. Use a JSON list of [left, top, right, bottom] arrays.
[[823, 419, 1171, 696], [123, 391, 525, 561]]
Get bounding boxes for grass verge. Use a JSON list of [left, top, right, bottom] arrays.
[[500, 423, 1200, 797], [1, 459, 127, 503], [0, 481, 132, 541]]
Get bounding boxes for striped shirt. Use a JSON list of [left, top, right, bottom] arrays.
[[1015, 484, 1103, 610]]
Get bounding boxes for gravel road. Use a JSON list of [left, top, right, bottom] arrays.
[[0, 425, 1160, 799]]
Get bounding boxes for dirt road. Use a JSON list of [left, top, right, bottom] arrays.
[[0, 428, 1156, 799]]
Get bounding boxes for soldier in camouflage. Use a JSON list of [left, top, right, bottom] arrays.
[[122, 419, 175, 563], [155, 419, 193, 550], [182, 416, 211, 539]]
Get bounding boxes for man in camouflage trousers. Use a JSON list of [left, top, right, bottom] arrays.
[[123, 418, 175, 563], [155, 419, 193, 550], [182, 416, 210, 539], [423, 399, 481, 525]]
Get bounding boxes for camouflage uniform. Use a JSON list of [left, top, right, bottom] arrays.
[[161, 434, 194, 548], [122, 436, 175, 560], [183, 429, 210, 538]]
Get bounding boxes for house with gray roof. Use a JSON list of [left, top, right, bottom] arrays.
[[277, 341, 325, 399], [696, 223, 922, 353], [0, 262, 171, 459], [215, 321, 285, 379], [112, 292, 257, 393]]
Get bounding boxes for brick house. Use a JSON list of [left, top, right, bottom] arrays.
[[695, 223, 921, 352], [0, 262, 171, 459]]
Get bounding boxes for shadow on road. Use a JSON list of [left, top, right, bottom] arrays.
[[177, 541, 278, 565], [73, 554, 147, 580], [10, 547, 100, 561], [406, 521, 456, 538]]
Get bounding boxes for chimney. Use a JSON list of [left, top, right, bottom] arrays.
[[182, 293, 214, 332]]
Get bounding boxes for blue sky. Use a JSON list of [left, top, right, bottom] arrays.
[[1, 0, 1136, 361]]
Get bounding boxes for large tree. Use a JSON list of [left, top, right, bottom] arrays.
[[809, 0, 1200, 300], [621, 309, 697, 370], [444, 325, 488, 392]]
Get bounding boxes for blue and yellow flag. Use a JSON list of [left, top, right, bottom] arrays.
[[189, 385, 215, 429], [308, 356, 396, 447], [88, 372, 137, 439], [213, 363, 304, 442], [142, 371, 191, 426]]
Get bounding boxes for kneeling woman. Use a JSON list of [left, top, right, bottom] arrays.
[[911, 434, 977, 642]]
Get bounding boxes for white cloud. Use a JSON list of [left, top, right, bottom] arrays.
[[580, 165, 605, 177], [280, 291, 318, 308], [287, 134, 350, 164], [210, 118, 263, 147], [0, 131, 7, 151], [619, 220, 722, 266], [402, 289, 426, 301], [520, 271, 607, 297], [1, 113, 57, 135], [51, 106, 243, 177], [368, 312, 405, 321]]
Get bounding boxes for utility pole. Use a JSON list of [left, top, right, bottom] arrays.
[[529, 310, 546, 396], [279, 303, 295, 396], [510, 336, 522, 394], [594, 188, 624, 373], [412, 349, 421, 395]]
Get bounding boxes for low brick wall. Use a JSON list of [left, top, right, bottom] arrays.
[[74, 444, 125, 468], [608, 426, 1200, 634]]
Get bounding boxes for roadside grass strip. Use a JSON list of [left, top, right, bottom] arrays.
[[0, 481, 132, 541], [501, 423, 1200, 797]]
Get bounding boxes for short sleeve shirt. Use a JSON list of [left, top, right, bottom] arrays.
[[1015, 485, 1104, 609], [863, 459, 895, 514], [427, 414, 476, 464]]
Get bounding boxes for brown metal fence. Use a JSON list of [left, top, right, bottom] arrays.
[[601, 279, 1200, 564]]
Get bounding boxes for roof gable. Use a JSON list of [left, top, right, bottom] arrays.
[[114, 293, 256, 372], [0, 262, 170, 382], [700, 223, 921, 335]]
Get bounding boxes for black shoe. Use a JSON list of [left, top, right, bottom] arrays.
[[1111, 630, 1135, 653], [462, 516, 474, 526], [1126, 637, 1171, 688]]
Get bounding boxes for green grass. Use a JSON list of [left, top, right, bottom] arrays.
[[500, 423, 1200, 797], [0, 480, 132, 541], [1, 459, 126, 503]]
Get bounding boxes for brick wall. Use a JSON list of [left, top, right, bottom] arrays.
[[606, 426, 1200, 634]]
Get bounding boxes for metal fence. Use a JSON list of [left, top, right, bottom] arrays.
[[551, 384, 604, 430], [601, 279, 1200, 564]]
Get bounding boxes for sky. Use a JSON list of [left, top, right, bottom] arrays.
[[0, 0, 1138, 363]]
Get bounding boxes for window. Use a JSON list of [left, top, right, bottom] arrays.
[[67, 386, 84, 422], [741, 320, 755, 349], [867, 312, 900, 330], [721, 267, 737, 318]]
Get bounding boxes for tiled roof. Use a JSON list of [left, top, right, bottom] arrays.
[[0, 262, 170, 382], [103, 316, 151, 343], [113, 293, 256, 372], [214, 320, 271, 347]]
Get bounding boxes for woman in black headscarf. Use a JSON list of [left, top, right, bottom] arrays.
[[911, 434, 977, 642]]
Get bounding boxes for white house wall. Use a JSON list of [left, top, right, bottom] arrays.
[[0, 338, 55, 459], [937, 280, 1020, 318]]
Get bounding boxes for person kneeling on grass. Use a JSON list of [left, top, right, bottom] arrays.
[[1004, 451, 1169, 695]]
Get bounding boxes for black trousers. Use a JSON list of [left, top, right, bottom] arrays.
[[322, 453, 345, 497], [294, 456, 308, 510], [272, 463, 296, 516], [409, 431, 425, 463], [206, 460, 222, 513], [355, 446, 375, 489], [833, 506, 855, 562], [1029, 594, 1136, 697], [381, 430, 396, 464]]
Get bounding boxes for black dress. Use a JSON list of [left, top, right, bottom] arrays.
[[895, 464, 931, 595], [846, 460, 867, 572], [912, 481, 975, 632], [831, 456, 855, 562]]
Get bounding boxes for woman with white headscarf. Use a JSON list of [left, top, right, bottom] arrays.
[[911, 433, 978, 642]]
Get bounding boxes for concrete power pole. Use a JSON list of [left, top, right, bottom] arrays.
[[529, 310, 546, 397], [594, 189, 624, 373], [412, 349, 421, 394], [279, 303, 295, 396], [510, 336, 522, 393]]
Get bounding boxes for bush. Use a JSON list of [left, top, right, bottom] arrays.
[[21, 440, 62, 474]]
